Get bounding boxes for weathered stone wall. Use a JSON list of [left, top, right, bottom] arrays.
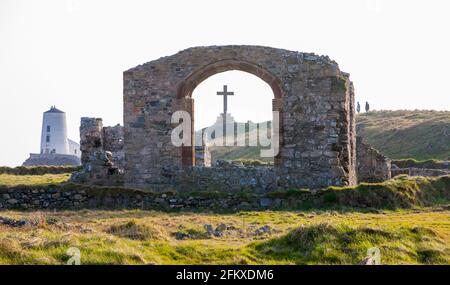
[[71, 118, 124, 186], [0, 185, 308, 212], [124, 45, 357, 190], [356, 136, 391, 183], [179, 162, 276, 193], [392, 167, 450, 177], [103, 124, 125, 169]]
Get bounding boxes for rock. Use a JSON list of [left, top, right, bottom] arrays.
[[0, 216, 29, 227], [259, 198, 273, 207], [154, 198, 165, 204], [175, 232, 189, 240], [46, 217, 59, 225], [214, 223, 227, 237], [204, 224, 214, 235], [73, 194, 83, 200], [255, 225, 272, 235], [7, 199, 18, 205]]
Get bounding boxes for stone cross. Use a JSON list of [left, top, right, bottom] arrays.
[[217, 85, 234, 115]]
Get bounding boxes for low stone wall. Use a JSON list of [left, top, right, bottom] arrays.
[[356, 136, 391, 183], [178, 162, 277, 193], [0, 184, 309, 212], [392, 159, 449, 170], [392, 167, 450, 177], [1, 176, 448, 211]]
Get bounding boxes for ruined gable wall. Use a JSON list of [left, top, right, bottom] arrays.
[[124, 46, 357, 191]]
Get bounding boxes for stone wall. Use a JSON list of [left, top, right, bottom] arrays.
[[178, 161, 276, 193], [71, 118, 124, 186], [123, 45, 357, 190], [392, 167, 450, 177], [0, 184, 309, 212], [103, 124, 125, 169], [356, 136, 391, 183]]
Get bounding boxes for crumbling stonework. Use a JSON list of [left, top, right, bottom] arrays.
[[71, 118, 124, 185], [391, 167, 450, 177], [356, 136, 391, 183], [123, 45, 357, 191]]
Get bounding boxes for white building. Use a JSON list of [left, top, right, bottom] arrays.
[[23, 106, 81, 166], [40, 106, 80, 156]]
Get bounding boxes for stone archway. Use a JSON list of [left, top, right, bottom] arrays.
[[176, 59, 284, 167], [123, 45, 357, 191]]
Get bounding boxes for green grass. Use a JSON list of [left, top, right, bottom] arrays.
[[0, 209, 448, 264], [321, 175, 450, 209], [356, 110, 450, 160], [0, 173, 71, 187], [250, 222, 448, 264]]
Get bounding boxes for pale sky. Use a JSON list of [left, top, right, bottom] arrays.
[[1, 0, 449, 166]]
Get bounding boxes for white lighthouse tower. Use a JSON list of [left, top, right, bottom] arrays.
[[22, 106, 81, 166], [40, 106, 70, 155]]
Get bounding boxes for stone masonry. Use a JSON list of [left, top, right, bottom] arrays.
[[71, 118, 124, 185], [356, 136, 391, 183], [123, 45, 357, 191]]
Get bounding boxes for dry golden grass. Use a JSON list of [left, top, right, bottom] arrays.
[[0, 173, 71, 187], [0, 208, 448, 265]]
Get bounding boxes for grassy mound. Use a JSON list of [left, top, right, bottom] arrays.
[[322, 175, 450, 209], [250, 223, 449, 264], [106, 220, 167, 241]]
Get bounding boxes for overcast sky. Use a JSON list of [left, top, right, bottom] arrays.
[[1, 0, 449, 166]]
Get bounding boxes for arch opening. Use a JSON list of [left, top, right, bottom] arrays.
[[176, 60, 284, 167]]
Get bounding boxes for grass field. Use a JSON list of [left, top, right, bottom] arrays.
[[356, 110, 450, 160], [0, 173, 71, 187], [0, 208, 448, 265], [0, 168, 448, 265]]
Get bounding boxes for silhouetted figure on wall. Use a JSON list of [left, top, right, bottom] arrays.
[[365, 101, 370, 112], [356, 102, 361, 113]]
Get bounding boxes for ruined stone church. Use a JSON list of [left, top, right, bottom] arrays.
[[73, 46, 391, 192]]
